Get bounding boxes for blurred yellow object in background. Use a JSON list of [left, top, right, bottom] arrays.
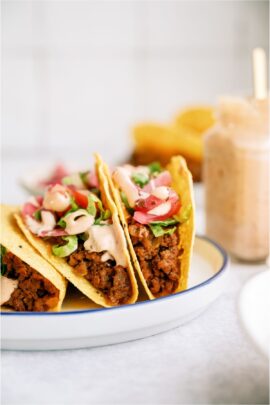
[[175, 106, 215, 134], [131, 106, 215, 182]]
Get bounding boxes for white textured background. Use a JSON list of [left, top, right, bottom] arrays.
[[1, 1, 269, 202], [2, 1, 269, 157]]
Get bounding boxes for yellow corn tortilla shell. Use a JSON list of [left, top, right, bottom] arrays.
[[133, 123, 203, 162], [167, 156, 195, 292], [95, 153, 138, 304], [101, 156, 195, 300], [15, 157, 138, 307], [174, 106, 215, 133], [1, 204, 67, 311]]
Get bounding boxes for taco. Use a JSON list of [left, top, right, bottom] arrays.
[[98, 154, 195, 299], [1, 205, 67, 311], [15, 161, 138, 307]]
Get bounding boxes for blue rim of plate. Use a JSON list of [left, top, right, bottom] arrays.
[[1, 235, 228, 316]]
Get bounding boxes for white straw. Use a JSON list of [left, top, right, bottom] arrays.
[[252, 48, 267, 100]]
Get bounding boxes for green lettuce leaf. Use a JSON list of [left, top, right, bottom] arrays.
[[131, 172, 149, 187], [102, 209, 111, 220], [57, 217, 67, 228], [150, 218, 179, 227], [88, 193, 103, 211], [79, 171, 90, 186], [149, 224, 176, 237], [62, 176, 73, 185], [62, 173, 84, 188], [52, 236, 78, 257], [70, 196, 79, 211], [1, 245, 6, 257], [148, 162, 162, 176], [94, 209, 111, 225], [0, 244, 7, 276], [86, 197, 97, 217], [120, 191, 134, 214], [89, 188, 100, 196], [33, 209, 42, 221]]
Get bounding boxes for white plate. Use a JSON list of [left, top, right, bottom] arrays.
[[1, 236, 228, 351], [238, 270, 270, 359]]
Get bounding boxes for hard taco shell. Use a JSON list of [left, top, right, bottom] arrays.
[[99, 155, 195, 300], [1, 204, 67, 311], [15, 158, 138, 307]]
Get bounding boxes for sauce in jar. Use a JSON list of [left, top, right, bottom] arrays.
[[204, 97, 269, 261]]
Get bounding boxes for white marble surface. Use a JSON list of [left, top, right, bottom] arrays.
[[1, 155, 269, 405]]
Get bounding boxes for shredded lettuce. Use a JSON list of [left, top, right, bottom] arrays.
[[149, 217, 179, 237], [120, 191, 134, 214], [62, 176, 73, 185], [33, 209, 42, 221], [0, 244, 7, 276], [94, 209, 111, 225], [1, 245, 6, 256], [88, 193, 111, 224], [57, 217, 67, 228], [120, 191, 129, 208], [148, 162, 162, 176], [70, 196, 79, 211], [149, 224, 176, 237], [102, 209, 111, 220], [88, 193, 103, 211], [52, 236, 78, 257], [62, 173, 84, 188], [89, 187, 100, 196], [148, 205, 192, 237], [131, 172, 149, 187], [86, 197, 97, 217], [79, 171, 90, 186], [150, 218, 179, 227]]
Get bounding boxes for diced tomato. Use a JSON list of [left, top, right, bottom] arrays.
[[70, 189, 88, 209], [143, 171, 172, 192]]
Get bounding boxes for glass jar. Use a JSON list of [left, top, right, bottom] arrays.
[[204, 97, 269, 261]]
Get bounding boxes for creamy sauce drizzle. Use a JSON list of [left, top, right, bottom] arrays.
[[84, 217, 127, 267], [0, 277, 18, 305]]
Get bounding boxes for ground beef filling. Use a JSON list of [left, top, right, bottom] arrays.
[[2, 252, 59, 312], [66, 244, 132, 305], [128, 220, 181, 296]]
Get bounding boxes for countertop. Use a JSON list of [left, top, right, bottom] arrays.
[[1, 154, 269, 405]]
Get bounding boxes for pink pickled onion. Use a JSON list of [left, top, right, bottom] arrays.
[[143, 171, 172, 192], [88, 171, 99, 188], [133, 190, 181, 225], [22, 195, 43, 219], [134, 211, 161, 225], [39, 228, 68, 237], [22, 203, 37, 218], [39, 164, 69, 187], [36, 195, 44, 205], [135, 195, 164, 212]]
